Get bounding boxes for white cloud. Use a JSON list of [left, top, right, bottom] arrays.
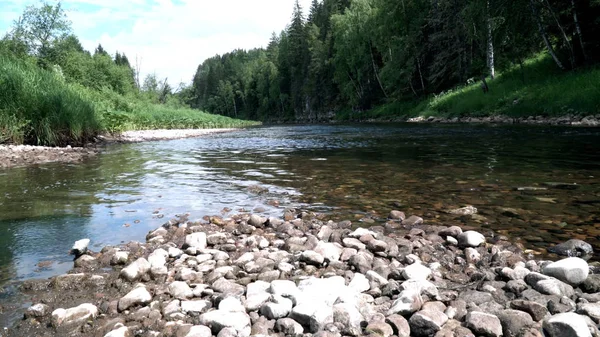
[[1, 0, 314, 86], [72, 0, 314, 86]]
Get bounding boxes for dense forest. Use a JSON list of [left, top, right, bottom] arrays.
[[189, 0, 600, 122]]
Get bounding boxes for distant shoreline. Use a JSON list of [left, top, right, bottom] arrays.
[[0, 128, 238, 169]]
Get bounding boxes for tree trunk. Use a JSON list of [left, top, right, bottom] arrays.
[[416, 56, 425, 92], [486, 0, 495, 79], [571, 0, 589, 62], [369, 41, 388, 98], [543, 0, 574, 68], [530, 0, 565, 70]]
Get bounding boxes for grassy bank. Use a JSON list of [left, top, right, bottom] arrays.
[[338, 54, 600, 121], [0, 56, 259, 146]]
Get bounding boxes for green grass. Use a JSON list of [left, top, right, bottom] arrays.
[[0, 55, 100, 145], [0, 56, 260, 146], [340, 54, 600, 121]]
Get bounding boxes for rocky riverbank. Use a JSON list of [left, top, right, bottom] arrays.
[[4, 209, 600, 337], [0, 144, 99, 169], [0, 128, 237, 169], [405, 114, 600, 126]]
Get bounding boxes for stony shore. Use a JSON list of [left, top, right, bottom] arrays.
[[5, 208, 600, 337], [405, 114, 600, 126], [0, 129, 236, 169]]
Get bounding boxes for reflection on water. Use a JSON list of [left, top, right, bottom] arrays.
[[1, 123, 600, 287]]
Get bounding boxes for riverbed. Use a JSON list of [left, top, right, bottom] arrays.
[[0, 123, 599, 289]]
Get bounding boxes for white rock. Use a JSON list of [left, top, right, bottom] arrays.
[[169, 281, 193, 299], [52, 303, 98, 328], [387, 289, 423, 316], [348, 273, 370, 293], [366, 270, 389, 287], [219, 297, 245, 312], [260, 296, 293, 319], [542, 257, 589, 285], [118, 285, 152, 311], [333, 302, 364, 336], [245, 281, 272, 311], [314, 241, 343, 261], [297, 276, 346, 307], [348, 228, 377, 238], [402, 263, 432, 280], [185, 232, 207, 250], [168, 247, 184, 258], [120, 258, 151, 282], [111, 251, 129, 265], [199, 310, 251, 336], [235, 252, 255, 265], [185, 325, 212, 337], [25, 303, 50, 318], [181, 300, 211, 314], [300, 250, 324, 265], [290, 302, 334, 333], [457, 231, 486, 247], [270, 280, 300, 303], [543, 313, 592, 337], [163, 300, 183, 319], [71, 238, 90, 255], [465, 248, 481, 265], [342, 238, 366, 250], [104, 326, 130, 337]]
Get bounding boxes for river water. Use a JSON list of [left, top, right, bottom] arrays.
[[1, 123, 599, 289]]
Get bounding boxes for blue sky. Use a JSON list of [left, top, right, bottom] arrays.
[[0, 0, 313, 86]]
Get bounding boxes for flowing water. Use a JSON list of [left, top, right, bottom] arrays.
[[1, 123, 600, 318]]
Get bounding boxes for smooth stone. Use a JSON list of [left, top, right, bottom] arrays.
[[300, 250, 325, 266], [448, 206, 477, 215], [25, 303, 50, 318], [388, 210, 406, 220], [547, 239, 593, 257], [275, 318, 304, 335], [577, 303, 600, 323], [365, 321, 394, 337], [386, 314, 410, 337], [120, 258, 151, 282], [332, 302, 363, 336], [543, 313, 592, 337], [118, 285, 152, 311], [104, 326, 130, 337], [199, 310, 251, 336], [51, 303, 98, 328], [387, 289, 423, 316], [169, 281, 193, 300], [498, 309, 535, 337], [465, 311, 502, 337], [71, 238, 90, 256], [290, 302, 334, 333], [402, 263, 431, 280], [219, 297, 245, 312], [185, 325, 212, 337], [185, 232, 207, 250], [457, 231, 485, 247], [181, 300, 211, 314], [348, 273, 370, 293], [408, 310, 448, 337], [510, 300, 548, 321], [260, 296, 293, 319], [542, 257, 589, 285]]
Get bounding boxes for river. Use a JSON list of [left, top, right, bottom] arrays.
[[1, 123, 599, 290]]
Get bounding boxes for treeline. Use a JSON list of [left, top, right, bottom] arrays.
[[189, 0, 600, 122], [0, 2, 255, 146]]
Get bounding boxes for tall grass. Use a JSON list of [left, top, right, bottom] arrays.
[[0, 56, 260, 146], [0, 55, 100, 145]]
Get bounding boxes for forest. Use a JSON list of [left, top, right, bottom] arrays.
[[189, 0, 600, 122]]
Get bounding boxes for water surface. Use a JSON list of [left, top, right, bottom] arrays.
[[1, 124, 599, 288]]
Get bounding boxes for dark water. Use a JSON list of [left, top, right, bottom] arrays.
[[1, 123, 599, 288]]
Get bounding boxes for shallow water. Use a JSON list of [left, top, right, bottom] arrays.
[[0, 124, 599, 288]]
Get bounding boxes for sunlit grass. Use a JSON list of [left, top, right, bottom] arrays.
[[344, 54, 600, 121], [0, 56, 260, 146]]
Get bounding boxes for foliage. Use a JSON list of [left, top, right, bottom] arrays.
[[0, 55, 99, 145], [188, 0, 600, 121]]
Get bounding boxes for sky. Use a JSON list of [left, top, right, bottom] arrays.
[[0, 0, 313, 86]]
